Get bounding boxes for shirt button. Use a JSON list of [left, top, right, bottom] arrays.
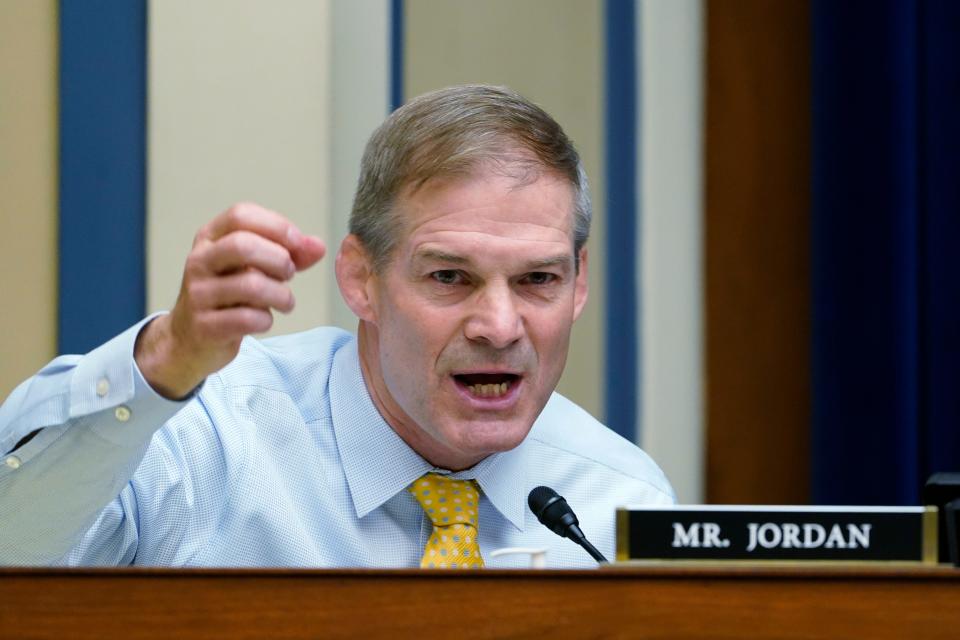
[[5, 455, 21, 470], [114, 406, 132, 422], [96, 377, 110, 397]]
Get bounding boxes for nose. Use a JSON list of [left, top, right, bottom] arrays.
[[463, 282, 524, 349]]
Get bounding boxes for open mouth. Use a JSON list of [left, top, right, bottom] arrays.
[[453, 373, 521, 399]]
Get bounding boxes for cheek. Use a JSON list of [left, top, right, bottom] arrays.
[[531, 314, 575, 372], [380, 302, 446, 383]]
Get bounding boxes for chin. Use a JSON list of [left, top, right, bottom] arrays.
[[451, 420, 532, 456]]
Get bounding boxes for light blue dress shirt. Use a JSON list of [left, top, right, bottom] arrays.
[[0, 317, 674, 567]]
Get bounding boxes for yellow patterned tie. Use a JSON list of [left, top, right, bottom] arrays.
[[408, 473, 484, 569]]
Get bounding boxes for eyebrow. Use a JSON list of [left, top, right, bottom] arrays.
[[414, 250, 470, 266], [414, 249, 573, 271], [525, 255, 574, 271]]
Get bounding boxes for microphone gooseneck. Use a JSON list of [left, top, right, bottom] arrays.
[[527, 486, 609, 564]]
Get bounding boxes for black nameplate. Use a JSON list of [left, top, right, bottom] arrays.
[[616, 506, 938, 563]]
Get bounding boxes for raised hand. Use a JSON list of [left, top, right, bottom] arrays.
[[134, 203, 326, 399]]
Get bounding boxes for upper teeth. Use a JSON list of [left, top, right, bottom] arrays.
[[468, 382, 510, 398]]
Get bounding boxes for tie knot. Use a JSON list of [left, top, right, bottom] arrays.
[[408, 473, 480, 527], [408, 473, 484, 568]]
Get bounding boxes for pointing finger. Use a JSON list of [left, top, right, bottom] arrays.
[[200, 203, 313, 259], [202, 230, 297, 280], [290, 234, 326, 271]]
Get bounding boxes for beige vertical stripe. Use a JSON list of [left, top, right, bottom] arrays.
[[638, 0, 705, 502], [148, 0, 333, 335], [404, 0, 605, 419], [0, 0, 58, 399], [330, 0, 391, 331]]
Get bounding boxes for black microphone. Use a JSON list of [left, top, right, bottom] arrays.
[[528, 486, 608, 564]]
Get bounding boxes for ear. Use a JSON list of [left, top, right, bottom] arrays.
[[572, 247, 589, 321], [336, 234, 378, 324]]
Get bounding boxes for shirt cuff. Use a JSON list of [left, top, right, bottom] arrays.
[[69, 313, 202, 448]]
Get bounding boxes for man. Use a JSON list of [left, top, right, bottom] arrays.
[[0, 85, 673, 567]]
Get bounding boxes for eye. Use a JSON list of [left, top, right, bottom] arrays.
[[430, 270, 464, 285], [521, 272, 558, 286]]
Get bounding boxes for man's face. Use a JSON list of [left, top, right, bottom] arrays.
[[352, 166, 588, 471]]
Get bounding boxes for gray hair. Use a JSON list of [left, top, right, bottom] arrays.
[[349, 84, 592, 271]]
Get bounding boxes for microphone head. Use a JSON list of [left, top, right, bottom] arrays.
[[528, 486, 580, 538], [528, 485, 560, 516]]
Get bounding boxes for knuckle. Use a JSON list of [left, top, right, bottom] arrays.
[[225, 231, 249, 256], [258, 311, 275, 332], [240, 272, 266, 298], [240, 307, 272, 332], [232, 201, 262, 222], [224, 205, 247, 228], [184, 280, 209, 307], [184, 251, 205, 276], [184, 280, 201, 301]]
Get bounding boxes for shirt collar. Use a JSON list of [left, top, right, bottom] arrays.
[[330, 339, 431, 519], [458, 445, 527, 532], [329, 338, 528, 531]]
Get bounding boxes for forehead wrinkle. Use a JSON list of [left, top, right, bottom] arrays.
[[413, 225, 573, 250], [407, 207, 572, 236], [412, 244, 574, 273], [413, 230, 572, 263]]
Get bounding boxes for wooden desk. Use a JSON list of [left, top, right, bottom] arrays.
[[2, 565, 958, 639]]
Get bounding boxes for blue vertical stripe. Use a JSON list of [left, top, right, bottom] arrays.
[[604, 0, 638, 441], [811, 0, 920, 504], [59, 0, 147, 354], [920, 0, 960, 478], [390, 0, 405, 111], [812, 0, 960, 504]]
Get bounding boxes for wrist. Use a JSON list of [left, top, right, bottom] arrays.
[[134, 314, 205, 400]]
